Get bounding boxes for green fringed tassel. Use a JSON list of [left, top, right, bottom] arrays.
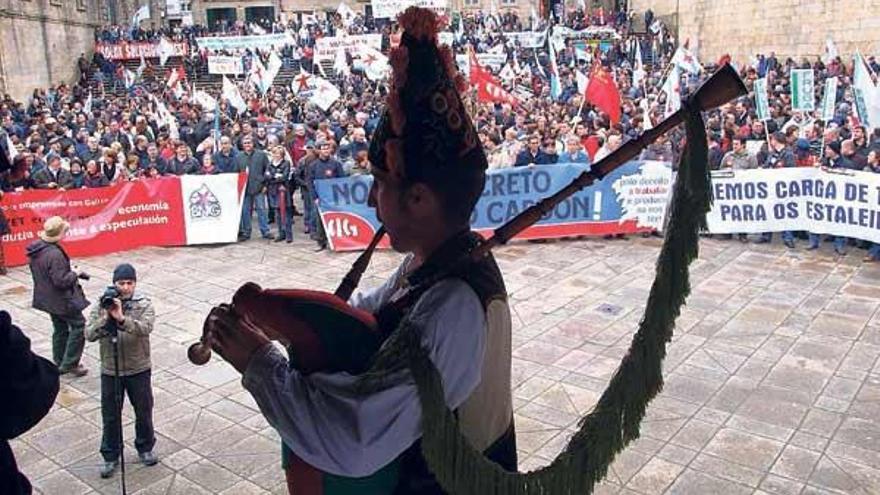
[[362, 99, 711, 494]]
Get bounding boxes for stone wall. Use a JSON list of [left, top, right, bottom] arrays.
[[630, 0, 880, 65], [0, 0, 104, 101]]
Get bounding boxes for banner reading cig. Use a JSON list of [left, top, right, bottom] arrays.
[[315, 162, 673, 251], [707, 168, 880, 242]]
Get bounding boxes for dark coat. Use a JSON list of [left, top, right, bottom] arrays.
[[0, 310, 60, 495], [26, 240, 89, 316], [166, 157, 199, 176], [514, 149, 552, 166], [266, 159, 292, 209], [309, 157, 345, 193], [83, 172, 109, 188], [236, 149, 270, 196], [32, 167, 74, 189], [212, 149, 238, 173], [77, 148, 102, 164], [140, 157, 168, 175]]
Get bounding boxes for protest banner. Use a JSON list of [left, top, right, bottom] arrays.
[[315, 162, 673, 251], [96, 41, 188, 61], [504, 30, 548, 48], [195, 33, 294, 51], [706, 168, 880, 242], [371, 0, 447, 19], [314, 34, 383, 62], [476, 52, 508, 70], [208, 55, 244, 75], [790, 69, 815, 112], [438, 32, 454, 46], [0, 175, 245, 267]]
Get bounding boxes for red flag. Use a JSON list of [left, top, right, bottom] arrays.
[[473, 66, 519, 107], [468, 48, 481, 85], [585, 62, 621, 124], [469, 50, 519, 107], [717, 53, 731, 67]]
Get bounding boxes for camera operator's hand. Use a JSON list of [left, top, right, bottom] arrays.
[[108, 299, 125, 324], [207, 305, 270, 374]]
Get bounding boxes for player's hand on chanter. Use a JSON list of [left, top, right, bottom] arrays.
[[207, 304, 270, 374]]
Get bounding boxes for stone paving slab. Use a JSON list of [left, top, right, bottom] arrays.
[[4, 233, 880, 494]]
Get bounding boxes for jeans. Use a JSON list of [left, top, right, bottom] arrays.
[[240, 192, 269, 238], [100, 370, 155, 462], [808, 234, 846, 251], [50, 312, 86, 371], [760, 231, 794, 243], [274, 207, 294, 240], [869, 243, 880, 260], [302, 189, 316, 233]]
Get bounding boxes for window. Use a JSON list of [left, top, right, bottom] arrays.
[[464, 0, 479, 6], [76, 0, 86, 11], [49, 0, 62, 6], [500, 0, 515, 4]]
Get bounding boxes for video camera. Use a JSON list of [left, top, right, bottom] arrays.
[[100, 286, 121, 309], [99, 286, 122, 335]]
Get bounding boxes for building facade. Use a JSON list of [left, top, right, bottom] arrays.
[[629, 0, 880, 65], [188, 0, 619, 28], [0, 0, 145, 101]]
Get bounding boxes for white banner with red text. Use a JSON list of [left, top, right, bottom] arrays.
[[96, 41, 189, 60], [208, 55, 244, 74], [314, 34, 383, 62]]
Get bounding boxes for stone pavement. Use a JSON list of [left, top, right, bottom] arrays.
[[2, 234, 880, 495]]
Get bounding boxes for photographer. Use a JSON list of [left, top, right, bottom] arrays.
[[85, 264, 158, 479]]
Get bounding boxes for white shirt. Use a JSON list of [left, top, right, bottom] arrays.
[[242, 257, 486, 477]]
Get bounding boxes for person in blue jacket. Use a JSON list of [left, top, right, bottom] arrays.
[[558, 135, 591, 165]]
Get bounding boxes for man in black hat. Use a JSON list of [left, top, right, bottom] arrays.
[[85, 263, 158, 478]]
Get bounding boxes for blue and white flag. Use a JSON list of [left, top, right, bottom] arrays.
[[131, 4, 150, 26], [753, 77, 770, 121], [548, 39, 562, 100], [853, 52, 880, 129]]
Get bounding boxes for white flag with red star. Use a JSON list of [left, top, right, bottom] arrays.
[[222, 76, 247, 113], [357, 45, 388, 81], [671, 42, 702, 75], [660, 64, 681, 117], [309, 76, 340, 111], [292, 69, 314, 94]]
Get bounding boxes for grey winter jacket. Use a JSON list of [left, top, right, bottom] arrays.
[[85, 292, 155, 376]]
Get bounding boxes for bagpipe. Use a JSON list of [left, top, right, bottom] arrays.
[[187, 64, 747, 492]]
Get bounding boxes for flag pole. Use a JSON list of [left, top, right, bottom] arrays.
[[574, 93, 586, 121]]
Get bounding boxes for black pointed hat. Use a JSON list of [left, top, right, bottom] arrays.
[[368, 7, 487, 183]]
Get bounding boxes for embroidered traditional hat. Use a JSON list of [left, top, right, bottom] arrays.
[[368, 7, 487, 183]]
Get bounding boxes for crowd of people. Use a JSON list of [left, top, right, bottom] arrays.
[[2, 5, 880, 274]]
